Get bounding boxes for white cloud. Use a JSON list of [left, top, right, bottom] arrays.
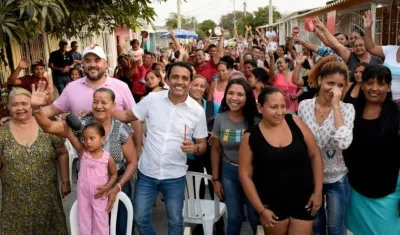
[[151, 0, 328, 26]]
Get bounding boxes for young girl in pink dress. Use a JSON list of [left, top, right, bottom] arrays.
[[68, 122, 118, 235]]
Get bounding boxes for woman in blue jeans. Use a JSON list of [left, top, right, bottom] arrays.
[[297, 56, 355, 235], [210, 78, 259, 235]]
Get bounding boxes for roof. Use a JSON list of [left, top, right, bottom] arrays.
[[256, 7, 318, 28], [296, 0, 376, 19]]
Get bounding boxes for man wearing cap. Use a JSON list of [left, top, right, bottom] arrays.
[[7, 59, 50, 94], [39, 45, 142, 152], [49, 39, 73, 94]]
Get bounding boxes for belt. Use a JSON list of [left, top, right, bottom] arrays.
[[223, 156, 238, 167]]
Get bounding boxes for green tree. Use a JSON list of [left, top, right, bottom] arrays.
[[165, 12, 189, 29], [0, 0, 165, 46], [236, 13, 255, 36], [219, 11, 245, 36], [252, 6, 282, 28], [197, 19, 216, 39]]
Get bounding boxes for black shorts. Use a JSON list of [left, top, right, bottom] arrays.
[[261, 196, 315, 221]]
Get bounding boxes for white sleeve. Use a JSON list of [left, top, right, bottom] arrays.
[[193, 109, 208, 139], [132, 94, 152, 121], [382, 45, 398, 58]]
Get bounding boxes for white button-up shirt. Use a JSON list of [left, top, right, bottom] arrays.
[[133, 90, 208, 180]]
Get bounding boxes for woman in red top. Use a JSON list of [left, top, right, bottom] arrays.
[[130, 56, 147, 103]]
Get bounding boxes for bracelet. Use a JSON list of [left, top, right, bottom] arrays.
[[116, 183, 121, 192], [212, 178, 219, 182], [32, 106, 42, 113], [259, 205, 268, 215]]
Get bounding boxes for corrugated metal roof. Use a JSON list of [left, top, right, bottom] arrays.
[[296, 0, 372, 19]]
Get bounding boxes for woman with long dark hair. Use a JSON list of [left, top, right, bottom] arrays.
[[211, 78, 259, 235], [344, 65, 400, 235]]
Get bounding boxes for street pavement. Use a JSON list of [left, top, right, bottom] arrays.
[[62, 179, 253, 235]]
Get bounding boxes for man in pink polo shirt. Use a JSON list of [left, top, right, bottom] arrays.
[[39, 45, 142, 153]]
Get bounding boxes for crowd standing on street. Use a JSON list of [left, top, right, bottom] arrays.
[[0, 9, 399, 235]]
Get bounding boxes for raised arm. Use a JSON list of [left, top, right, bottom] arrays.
[[267, 50, 277, 82], [297, 38, 319, 53], [363, 10, 384, 58], [7, 59, 28, 86], [292, 54, 306, 86], [314, 17, 351, 62]]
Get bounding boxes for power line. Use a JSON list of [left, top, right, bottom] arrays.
[[182, 2, 219, 15]]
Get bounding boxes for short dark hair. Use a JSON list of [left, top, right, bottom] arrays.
[[130, 39, 139, 46], [93, 88, 116, 102], [83, 123, 106, 137], [258, 86, 282, 106], [71, 41, 78, 47], [166, 61, 193, 81]]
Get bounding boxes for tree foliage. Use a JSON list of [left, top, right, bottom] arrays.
[[164, 12, 198, 30], [0, 0, 165, 46], [219, 6, 282, 36], [197, 19, 216, 40]]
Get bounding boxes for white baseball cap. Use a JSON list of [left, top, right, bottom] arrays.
[[82, 44, 106, 59]]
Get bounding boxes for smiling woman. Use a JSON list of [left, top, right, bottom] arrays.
[[0, 87, 69, 234], [31, 86, 138, 235]]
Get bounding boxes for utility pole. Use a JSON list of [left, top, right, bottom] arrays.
[[243, 0, 247, 17], [269, 0, 273, 25], [233, 0, 236, 31], [177, 0, 182, 29], [193, 16, 196, 30]]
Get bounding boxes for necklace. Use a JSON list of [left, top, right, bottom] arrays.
[[315, 103, 332, 118]]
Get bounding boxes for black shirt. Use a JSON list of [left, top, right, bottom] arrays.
[[49, 50, 73, 77], [249, 114, 314, 201], [344, 117, 400, 198]]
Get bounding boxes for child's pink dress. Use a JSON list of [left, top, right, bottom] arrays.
[[77, 150, 110, 235]]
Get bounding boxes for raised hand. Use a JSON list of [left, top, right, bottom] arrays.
[[363, 10, 373, 29], [296, 52, 306, 65], [330, 86, 343, 106], [31, 81, 49, 109], [18, 59, 29, 69], [314, 17, 327, 33]]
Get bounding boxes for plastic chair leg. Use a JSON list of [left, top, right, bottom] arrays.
[[202, 219, 214, 235]]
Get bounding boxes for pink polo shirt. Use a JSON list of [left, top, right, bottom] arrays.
[[53, 76, 135, 115]]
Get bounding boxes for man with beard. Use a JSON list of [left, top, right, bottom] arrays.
[[37, 44, 143, 156]]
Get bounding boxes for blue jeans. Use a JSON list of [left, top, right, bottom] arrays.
[[134, 171, 185, 235], [116, 180, 135, 235], [221, 161, 258, 235], [53, 75, 71, 94], [313, 175, 350, 235]]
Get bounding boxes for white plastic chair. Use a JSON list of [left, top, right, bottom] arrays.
[[184, 171, 226, 235], [70, 191, 134, 235], [257, 225, 264, 235], [65, 139, 78, 184]]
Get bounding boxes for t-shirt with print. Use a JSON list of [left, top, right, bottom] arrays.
[[382, 45, 400, 100], [212, 112, 246, 163]]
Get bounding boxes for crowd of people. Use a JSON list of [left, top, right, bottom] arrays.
[[0, 9, 399, 235]]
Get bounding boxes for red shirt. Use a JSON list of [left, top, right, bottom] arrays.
[[131, 65, 147, 95], [195, 60, 217, 85], [143, 64, 153, 74], [18, 75, 48, 92]]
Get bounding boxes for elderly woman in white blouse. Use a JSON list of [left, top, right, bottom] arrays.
[[297, 56, 355, 235]]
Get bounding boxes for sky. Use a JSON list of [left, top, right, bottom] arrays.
[[151, 0, 328, 26]]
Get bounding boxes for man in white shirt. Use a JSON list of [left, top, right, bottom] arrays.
[[114, 61, 208, 235]]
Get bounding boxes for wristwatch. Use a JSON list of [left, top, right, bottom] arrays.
[[194, 144, 200, 154]]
